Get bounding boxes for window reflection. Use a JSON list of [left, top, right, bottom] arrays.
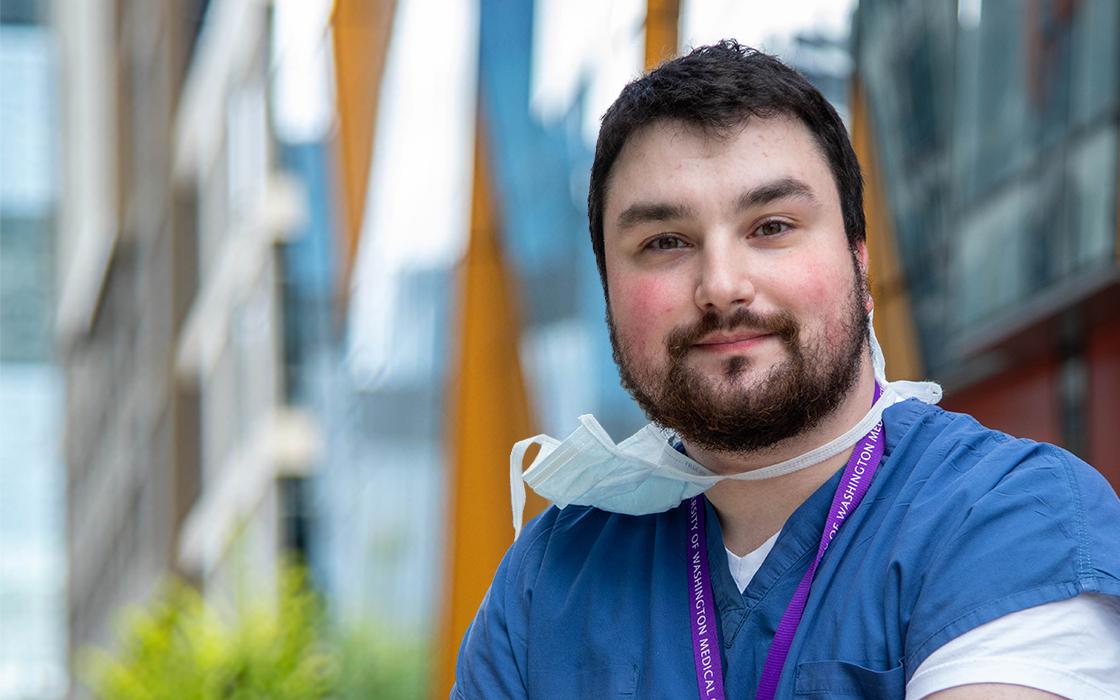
[[856, 0, 1119, 375]]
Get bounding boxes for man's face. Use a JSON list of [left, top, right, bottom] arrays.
[[602, 116, 870, 453]]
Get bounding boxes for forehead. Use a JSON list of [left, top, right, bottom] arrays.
[[603, 115, 837, 222]]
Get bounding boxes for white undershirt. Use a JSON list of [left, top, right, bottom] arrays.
[[726, 541, 1120, 698]]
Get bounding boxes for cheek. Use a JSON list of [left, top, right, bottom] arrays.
[[795, 272, 835, 306], [783, 263, 858, 338], [610, 277, 681, 348]]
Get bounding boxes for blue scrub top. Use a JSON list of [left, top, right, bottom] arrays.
[[453, 400, 1120, 698]]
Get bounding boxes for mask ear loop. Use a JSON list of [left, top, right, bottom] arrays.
[[509, 434, 559, 539], [867, 310, 943, 404], [868, 310, 887, 383]]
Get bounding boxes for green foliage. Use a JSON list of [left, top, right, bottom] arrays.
[[332, 623, 428, 700], [81, 566, 429, 700]]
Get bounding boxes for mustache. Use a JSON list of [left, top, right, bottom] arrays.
[[665, 307, 799, 360]]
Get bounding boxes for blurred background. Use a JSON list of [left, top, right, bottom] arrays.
[[0, 0, 1117, 697]]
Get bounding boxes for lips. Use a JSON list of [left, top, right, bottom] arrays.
[[664, 308, 797, 361], [692, 331, 773, 351]]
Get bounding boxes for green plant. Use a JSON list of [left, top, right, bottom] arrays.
[[332, 622, 429, 699], [81, 566, 427, 699]]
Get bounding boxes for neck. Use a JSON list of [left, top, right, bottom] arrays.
[[687, 358, 878, 555]]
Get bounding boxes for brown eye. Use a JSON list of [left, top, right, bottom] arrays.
[[648, 235, 685, 250], [757, 220, 791, 237]]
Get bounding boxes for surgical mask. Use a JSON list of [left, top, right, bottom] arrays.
[[509, 313, 941, 538]]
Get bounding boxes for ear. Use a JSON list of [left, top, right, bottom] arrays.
[[855, 240, 873, 314]]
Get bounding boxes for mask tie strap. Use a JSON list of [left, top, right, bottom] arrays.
[[510, 434, 559, 539]]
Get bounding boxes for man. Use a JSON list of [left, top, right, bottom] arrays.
[[454, 41, 1120, 699]]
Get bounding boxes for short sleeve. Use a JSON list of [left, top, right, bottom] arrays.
[[905, 593, 1120, 699], [452, 507, 557, 699], [902, 441, 1120, 674]]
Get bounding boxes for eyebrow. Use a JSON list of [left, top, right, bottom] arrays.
[[615, 201, 697, 231], [735, 177, 818, 211], [614, 177, 818, 232]]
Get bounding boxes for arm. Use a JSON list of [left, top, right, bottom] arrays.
[[926, 685, 1063, 699], [453, 510, 557, 699], [905, 592, 1120, 699], [902, 445, 1120, 700], [451, 576, 527, 699]]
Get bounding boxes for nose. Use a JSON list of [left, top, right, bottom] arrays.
[[693, 238, 756, 312]]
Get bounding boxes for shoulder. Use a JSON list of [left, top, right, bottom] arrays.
[[453, 505, 616, 698], [882, 399, 1117, 513], [505, 503, 667, 588], [876, 401, 1120, 671], [512, 504, 617, 561]]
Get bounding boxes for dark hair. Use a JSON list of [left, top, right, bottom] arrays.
[[587, 40, 865, 293]]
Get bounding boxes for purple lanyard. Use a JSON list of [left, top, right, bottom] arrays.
[[687, 387, 887, 700]]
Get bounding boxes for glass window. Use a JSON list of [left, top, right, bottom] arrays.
[[1066, 125, 1118, 271], [1070, 0, 1120, 128], [952, 181, 1030, 331], [971, 0, 1029, 195], [1023, 0, 1078, 153]]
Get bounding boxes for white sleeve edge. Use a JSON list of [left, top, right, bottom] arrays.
[[905, 594, 1120, 699], [906, 657, 1120, 699]]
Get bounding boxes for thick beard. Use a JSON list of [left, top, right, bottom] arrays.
[[609, 265, 869, 453]]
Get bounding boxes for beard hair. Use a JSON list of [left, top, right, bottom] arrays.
[[609, 260, 869, 453]]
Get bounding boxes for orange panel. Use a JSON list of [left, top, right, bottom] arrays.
[[331, 0, 396, 302], [432, 116, 548, 699], [645, 0, 680, 68], [850, 78, 925, 380]]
